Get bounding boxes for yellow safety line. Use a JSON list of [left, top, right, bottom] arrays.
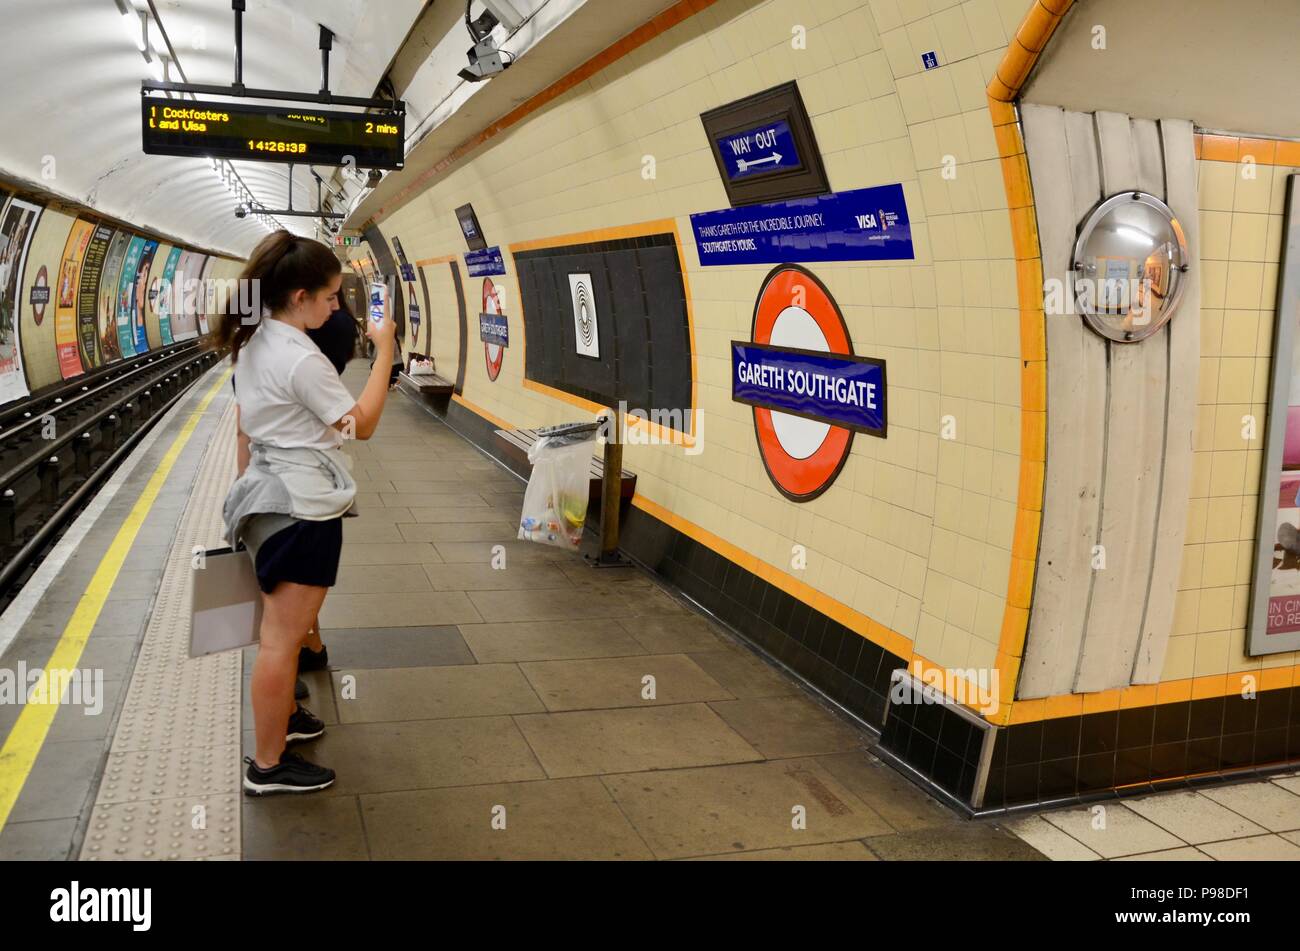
[[0, 366, 232, 832]]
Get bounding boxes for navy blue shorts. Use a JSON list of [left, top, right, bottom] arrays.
[[253, 517, 344, 594]]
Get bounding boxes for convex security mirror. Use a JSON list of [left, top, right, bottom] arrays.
[[1071, 190, 1189, 343]]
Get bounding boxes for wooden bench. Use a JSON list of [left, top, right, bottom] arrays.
[[398, 371, 455, 396], [493, 427, 637, 501]]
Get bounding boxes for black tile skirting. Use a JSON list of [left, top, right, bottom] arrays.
[[426, 395, 1300, 812]]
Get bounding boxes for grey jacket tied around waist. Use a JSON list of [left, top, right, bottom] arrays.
[[222, 442, 358, 552]]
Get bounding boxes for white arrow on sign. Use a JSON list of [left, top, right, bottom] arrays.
[[737, 152, 782, 172]]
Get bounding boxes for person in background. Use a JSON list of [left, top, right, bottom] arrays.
[[216, 231, 396, 794], [234, 297, 360, 700]]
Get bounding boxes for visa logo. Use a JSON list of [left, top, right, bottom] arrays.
[[855, 213, 878, 229]]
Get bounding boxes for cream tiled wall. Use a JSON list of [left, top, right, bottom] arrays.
[[1170, 155, 1300, 680], [367, 0, 1033, 682]]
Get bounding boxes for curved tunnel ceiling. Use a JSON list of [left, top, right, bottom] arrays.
[[0, 0, 687, 259], [0, 0, 425, 257]]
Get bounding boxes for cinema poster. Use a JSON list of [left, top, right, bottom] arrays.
[[0, 195, 42, 404], [77, 223, 113, 368], [97, 229, 129, 364], [130, 238, 158, 354], [156, 246, 181, 345], [55, 218, 95, 379], [114, 234, 144, 360]]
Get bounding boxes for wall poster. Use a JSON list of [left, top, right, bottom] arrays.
[[1250, 173, 1300, 655], [55, 218, 95, 378], [97, 230, 130, 364], [0, 196, 43, 403]]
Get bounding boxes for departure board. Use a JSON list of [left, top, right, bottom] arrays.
[[140, 97, 404, 169]]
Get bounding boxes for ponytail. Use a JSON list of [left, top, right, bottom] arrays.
[[206, 230, 342, 363]]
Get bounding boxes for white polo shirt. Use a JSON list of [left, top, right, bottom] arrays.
[[233, 317, 357, 450]]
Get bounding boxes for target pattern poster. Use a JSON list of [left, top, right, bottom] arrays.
[[568, 273, 600, 359]]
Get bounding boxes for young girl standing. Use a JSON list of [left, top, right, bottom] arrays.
[[213, 231, 396, 794]]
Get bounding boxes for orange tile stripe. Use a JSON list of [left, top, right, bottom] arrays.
[[369, 0, 723, 228], [981, 0, 1071, 725], [415, 254, 457, 267], [1193, 133, 1300, 167]]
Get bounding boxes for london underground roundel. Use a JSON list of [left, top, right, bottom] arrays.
[[735, 264, 887, 502], [483, 277, 504, 381]]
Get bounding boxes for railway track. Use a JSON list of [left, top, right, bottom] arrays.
[[0, 341, 226, 608]]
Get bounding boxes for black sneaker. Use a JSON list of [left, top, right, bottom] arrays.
[[242, 752, 335, 796], [286, 704, 325, 744], [298, 645, 329, 672], [294, 677, 309, 700]]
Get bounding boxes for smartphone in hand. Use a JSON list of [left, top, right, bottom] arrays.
[[369, 282, 387, 324]]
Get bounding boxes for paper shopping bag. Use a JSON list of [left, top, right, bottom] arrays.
[[189, 546, 263, 657]]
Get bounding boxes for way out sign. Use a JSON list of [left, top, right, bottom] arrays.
[[715, 119, 800, 182]]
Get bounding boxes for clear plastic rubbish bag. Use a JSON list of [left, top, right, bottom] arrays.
[[518, 422, 599, 550]]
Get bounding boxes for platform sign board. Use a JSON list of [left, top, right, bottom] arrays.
[[465, 246, 506, 277], [479, 311, 509, 348], [700, 81, 830, 208], [736, 264, 884, 502], [715, 119, 801, 182], [690, 183, 913, 267], [1250, 173, 1300, 655], [141, 97, 405, 169]]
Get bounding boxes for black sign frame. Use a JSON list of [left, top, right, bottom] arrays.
[[700, 81, 830, 208], [455, 203, 488, 252]]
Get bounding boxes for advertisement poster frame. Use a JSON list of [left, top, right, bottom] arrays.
[[1249, 173, 1300, 655], [0, 195, 43, 404]]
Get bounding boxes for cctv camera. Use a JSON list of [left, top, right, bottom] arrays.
[[458, 38, 511, 82], [235, 205, 248, 219], [366, 168, 383, 189]]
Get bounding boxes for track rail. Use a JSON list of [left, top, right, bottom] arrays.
[[0, 344, 227, 605]]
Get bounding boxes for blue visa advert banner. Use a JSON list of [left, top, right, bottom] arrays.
[[732, 341, 886, 436], [479, 311, 509, 347], [465, 246, 506, 277], [691, 184, 913, 266]]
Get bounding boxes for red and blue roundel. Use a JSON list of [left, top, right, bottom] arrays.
[[483, 277, 504, 381], [736, 264, 886, 502]]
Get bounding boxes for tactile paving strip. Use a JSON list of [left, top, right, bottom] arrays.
[[81, 379, 243, 860]]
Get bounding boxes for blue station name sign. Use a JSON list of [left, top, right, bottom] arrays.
[[732, 341, 886, 436], [479, 311, 509, 347], [716, 119, 800, 181], [465, 246, 506, 277], [690, 183, 913, 266]]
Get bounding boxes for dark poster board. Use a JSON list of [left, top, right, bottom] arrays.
[[513, 233, 692, 428]]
